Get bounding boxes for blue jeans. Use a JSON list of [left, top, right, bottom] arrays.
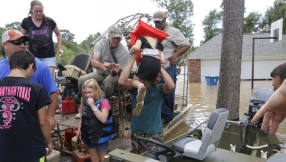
[[160, 64, 177, 122]]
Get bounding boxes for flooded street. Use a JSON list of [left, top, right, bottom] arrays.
[[165, 80, 286, 142]]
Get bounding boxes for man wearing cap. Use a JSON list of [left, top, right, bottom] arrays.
[[0, 30, 58, 128], [153, 11, 191, 125], [78, 26, 129, 100]]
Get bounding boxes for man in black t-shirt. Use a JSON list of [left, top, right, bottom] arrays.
[[0, 50, 52, 162]]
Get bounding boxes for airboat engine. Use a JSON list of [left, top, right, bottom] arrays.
[[248, 88, 274, 126]]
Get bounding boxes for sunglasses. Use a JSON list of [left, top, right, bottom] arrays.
[[6, 40, 27, 46], [154, 19, 164, 25]]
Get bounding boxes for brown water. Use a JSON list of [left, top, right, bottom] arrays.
[[165, 81, 286, 142]]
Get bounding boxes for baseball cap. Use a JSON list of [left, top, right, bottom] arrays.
[[2, 30, 30, 43], [109, 26, 123, 38], [153, 11, 166, 21]]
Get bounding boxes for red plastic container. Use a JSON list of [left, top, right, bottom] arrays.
[[73, 149, 91, 162], [61, 97, 76, 114], [64, 128, 77, 147]]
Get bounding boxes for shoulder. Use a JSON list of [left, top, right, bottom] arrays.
[[166, 25, 180, 35], [22, 16, 31, 22], [101, 99, 111, 110], [35, 58, 49, 69]]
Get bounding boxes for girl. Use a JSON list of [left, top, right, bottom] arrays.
[[129, 35, 165, 116], [77, 79, 114, 162], [20, 0, 64, 76]]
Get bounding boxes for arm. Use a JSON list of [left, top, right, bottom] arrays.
[[160, 51, 165, 64], [91, 55, 109, 71], [118, 55, 137, 90], [20, 28, 27, 35], [47, 92, 58, 129], [38, 106, 53, 155], [161, 67, 175, 94], [169, 45, 190, 65], [129, 39, 142, 54], [53, 26, 64, 56]]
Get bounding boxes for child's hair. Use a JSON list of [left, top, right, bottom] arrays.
[[143, 35, 157, 49], [80, 79, 104, 107], [9, 50, 36, 71]]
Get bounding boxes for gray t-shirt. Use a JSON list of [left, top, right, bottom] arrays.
[[162, 24, 190, 68], [94, 38, 130, 75]]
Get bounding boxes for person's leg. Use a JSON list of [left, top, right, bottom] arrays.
[[132, 76, 146, 116], [160, 65, 177, 122], [87, 148, 100, 162], [102, 74, 119, 99], [78, 71, 105, 97], [95, 142, 109, 162], [36, 57, 56, 76]]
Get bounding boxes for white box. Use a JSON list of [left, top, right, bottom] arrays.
[[46, 150, 61, 162]]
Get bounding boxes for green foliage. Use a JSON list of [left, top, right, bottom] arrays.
[[201, 9, 223, 44], [243, 12, 262, 33], [80, 32, 101, 50], [152, 0, 194, 45], [261, 0, 286, 33], [60, 29, 75, 42], [0, 27, 6, 59], [5, 22, 21, 31]]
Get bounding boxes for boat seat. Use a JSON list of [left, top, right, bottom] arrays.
[[265, 153, 286, 162], [171, 108, 229, 161], [68, 53, 92, 74]]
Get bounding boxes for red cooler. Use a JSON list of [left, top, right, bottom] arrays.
[[73, 149, 90, 162]]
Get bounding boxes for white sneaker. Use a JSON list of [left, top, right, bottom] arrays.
[[75, 113, 81, 119]]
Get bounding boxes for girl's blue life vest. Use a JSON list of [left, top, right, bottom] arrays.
[[80, 98, 115, 144]]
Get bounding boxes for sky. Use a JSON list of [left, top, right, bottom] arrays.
[[0, 0, 276, 47]]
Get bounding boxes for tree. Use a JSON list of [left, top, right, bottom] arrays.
[[243, 12, 262, 33], [201, 9, 223, 44], [60, 29, 75, 42], [80, 32, 101, 50], [261, 0, 286, 33], [0, 27, 6, 59], [216, 0, 245, 120], [5, 22, 21, 31], [152, 0, 194, 44]]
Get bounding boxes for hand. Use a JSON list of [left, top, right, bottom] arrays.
[[46, 142, 53, 156], [111, 63, 120, 74], [87, 98, 95, 108], [169, 55, 176, 65], [58, 49, 64, 57], [251, 105, 286, 135], [102, 62, 110, 71], [47, 115, 56, 129]]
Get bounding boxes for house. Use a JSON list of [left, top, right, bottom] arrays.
[[188, 33, 286, 82]]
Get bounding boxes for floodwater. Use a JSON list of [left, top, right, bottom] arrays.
[[164, 80, 286, 143]]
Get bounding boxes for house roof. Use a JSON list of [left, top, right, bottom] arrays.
[[188, 33, 286, 59]]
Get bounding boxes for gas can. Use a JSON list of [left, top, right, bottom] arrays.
[[73, 149, 90, 162], [61, 97, 76, 114]]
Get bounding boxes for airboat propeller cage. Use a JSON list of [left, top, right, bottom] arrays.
[[248, 88, 274, 125], [130, 20, 169, 45]]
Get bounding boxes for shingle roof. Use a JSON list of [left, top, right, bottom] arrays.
[[188, 33, 286, 59]]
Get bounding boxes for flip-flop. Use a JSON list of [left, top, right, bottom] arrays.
[[136, 84, 146, 102], [133, 101, 144, 116]]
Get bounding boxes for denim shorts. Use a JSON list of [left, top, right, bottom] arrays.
[[85, 142, 109, 152], [36, 57, 56, 67]]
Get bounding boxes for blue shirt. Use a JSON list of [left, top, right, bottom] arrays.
[[129, 84, 167, 134], [0, 58, 58, 94]]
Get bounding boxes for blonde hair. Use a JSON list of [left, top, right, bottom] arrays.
[[28, 0, 47, 21], [80, 79, 104, 107], [143, 35, 157, 49]]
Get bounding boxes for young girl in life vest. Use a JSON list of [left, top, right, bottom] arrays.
[[129, 35, 165, 116], [77, 79, 113, 162]]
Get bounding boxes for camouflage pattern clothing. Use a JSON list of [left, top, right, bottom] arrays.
[[130, 131, 163, 154]]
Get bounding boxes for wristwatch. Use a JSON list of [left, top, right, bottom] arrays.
[[93, 107, 98, 113]]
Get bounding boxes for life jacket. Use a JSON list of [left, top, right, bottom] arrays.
[[80, 98, 115, 144]]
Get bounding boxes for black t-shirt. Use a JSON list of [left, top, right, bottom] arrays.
[[139, 36, 164, 51], [0, 77, 51, 162], [21, 16, 56, 58]]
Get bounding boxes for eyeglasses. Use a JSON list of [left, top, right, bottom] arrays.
[[6, 40, 27, 46], [154, 19, 164, 25]]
